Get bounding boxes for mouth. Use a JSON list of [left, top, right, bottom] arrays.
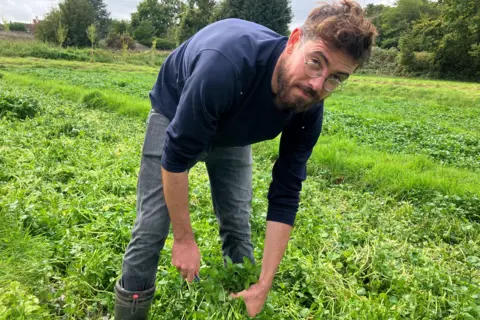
[[297, 86, 314, 100]]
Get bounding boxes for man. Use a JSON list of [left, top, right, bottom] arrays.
[[115, 0, 376, 318]]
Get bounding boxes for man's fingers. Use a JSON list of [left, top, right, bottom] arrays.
[[247, 309, 257, 318], [230, 290, 247, 298], [186, 269, 195, 282], [195, 265, 200, 277]]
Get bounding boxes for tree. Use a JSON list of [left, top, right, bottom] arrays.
[[87, 24, 96, 48], [177, 0, 216, 44], [110, 19, 131, 35], [435, 0, 480, 79], [243, 0, 292, 36], [87, 24, 96, 62], [1, 17, 10, 31], [397, 0, 480, 80], [374, 0, 440, 48], [364, 4, 387, 45], [133, 19, 156, 46], [59, 0, 95, 47], [398, 18, 443, 75], [56, 22, 68, 46], [35, 9, 62, 43], [88, 0, 110, 38], [131, 0, 183, 41], [211, 0, 292, 36], [211, 0, 246, 21]]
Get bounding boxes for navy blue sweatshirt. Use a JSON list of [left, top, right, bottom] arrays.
[[149, 19, 324, 226]]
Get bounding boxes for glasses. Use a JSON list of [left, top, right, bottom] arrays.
[[301, 36, 346, 92]]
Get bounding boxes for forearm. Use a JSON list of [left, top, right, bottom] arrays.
[[259, 221, 293, 288], [161, 167, 193, 241]]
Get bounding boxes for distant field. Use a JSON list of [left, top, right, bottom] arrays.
[[1, 56, 479, 319], [0, 39, 170, 67]]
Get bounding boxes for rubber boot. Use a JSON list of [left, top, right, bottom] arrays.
[[114, 279, 155, 320]]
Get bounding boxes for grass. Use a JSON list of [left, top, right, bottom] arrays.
[[0, 38, 170, 67], [0, 57, 479, 319], [0, 56, 160, 73], [0, 64, 157, 100], [0, 72, 151, 118]]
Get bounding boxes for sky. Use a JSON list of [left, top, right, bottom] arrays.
[[0, 0, 396, 28]]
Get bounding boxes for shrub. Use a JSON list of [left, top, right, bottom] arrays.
[[155, 37, 176, 50], [413, 51, 436, 72], [82, 91, 108, 110], [357, 46, 403, 76], [106, 32, 135, 50], [9, 22, 28, 32], [0, 91, 40, 120]]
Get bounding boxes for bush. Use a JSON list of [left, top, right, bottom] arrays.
[[133, 20, 155, 47], [105, 32, 136, 50], [413, 51, 436, 72], [155, 38, 177, 50], [9, 22, 28, 32], [357, 47, 403, 76], [82, 91, 108, 110], [0, 91, 40, 120]]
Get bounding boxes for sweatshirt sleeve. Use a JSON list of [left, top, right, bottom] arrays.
[[266, 103, 324, 226], [161, 50, 240, 172]]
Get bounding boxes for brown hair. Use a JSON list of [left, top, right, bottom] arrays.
[[301, 0, 377, 66]]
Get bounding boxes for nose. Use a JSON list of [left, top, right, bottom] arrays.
[[308, 76, 326, 94]]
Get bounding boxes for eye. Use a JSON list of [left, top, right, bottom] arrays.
[[332, 75, 342, 82], [309, 59, 321, 68]]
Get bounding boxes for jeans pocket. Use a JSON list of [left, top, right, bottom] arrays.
[[142, 110, 170, 157]]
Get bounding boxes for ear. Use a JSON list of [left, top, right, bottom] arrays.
[[286, 28, 302, 54]]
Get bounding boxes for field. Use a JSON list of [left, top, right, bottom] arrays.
[[0, 56, 479, 319]]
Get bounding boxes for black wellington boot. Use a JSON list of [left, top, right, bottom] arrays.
[[114, 279, 155, 320]]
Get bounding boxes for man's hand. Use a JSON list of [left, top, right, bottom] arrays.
[[230, 281, 271, 318], [172, 238, 201, 282], [230, 221, 292, 317], [162, 168, 200, 282]]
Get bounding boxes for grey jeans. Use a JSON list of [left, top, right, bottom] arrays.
[[121, 109, 254, 291]]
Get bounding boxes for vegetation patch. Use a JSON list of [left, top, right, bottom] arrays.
[[0, 90, 40, 120]]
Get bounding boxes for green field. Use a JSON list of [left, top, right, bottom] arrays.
[[1, 56, 479, 319]]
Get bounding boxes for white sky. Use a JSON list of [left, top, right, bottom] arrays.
[[0, 0, 396, 28]]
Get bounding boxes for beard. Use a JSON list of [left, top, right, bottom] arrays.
[[273, 58, 321, 113]]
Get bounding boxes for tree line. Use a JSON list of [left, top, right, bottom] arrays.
[[26, 0, 292, 50], [366, 0, 479, 80], [2, 0, 478, 80]]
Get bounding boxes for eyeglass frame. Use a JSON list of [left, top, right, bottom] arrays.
[[300, 34, 347, 92]]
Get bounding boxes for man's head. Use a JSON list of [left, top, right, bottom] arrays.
[[272, 0, 377, 113]]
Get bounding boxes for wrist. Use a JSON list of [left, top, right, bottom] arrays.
[[173, 231, 195, 243], [258, 275, 274, 289]]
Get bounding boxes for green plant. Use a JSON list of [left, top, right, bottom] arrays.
[[0, 90, 40, 119], [1, 17, 10, 31], [56, 22, 68, 47], [9, 22, 27, 32], [155, 37, 177, 50], [87, 24, 97, 62], [1, 60, 479, 320]]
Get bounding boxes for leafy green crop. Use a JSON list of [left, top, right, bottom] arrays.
[[0, 90, 40, 120], [1, 63, 479, 319], [2, 66, 156, 100]]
